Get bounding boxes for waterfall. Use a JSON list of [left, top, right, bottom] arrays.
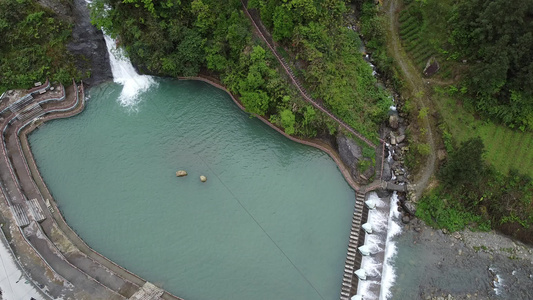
[[356, 192, 402, 300], [379, 192, 402, 300], [102, 35, 155, 107]]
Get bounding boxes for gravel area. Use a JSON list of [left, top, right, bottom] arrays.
[[391, 220, 533, 300]]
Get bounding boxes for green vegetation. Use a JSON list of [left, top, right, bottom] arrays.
[[90, 0, 391, 142], [397, 0, 533, 131], [359, 0, 398, 87], [450, 0, 533, 131], [473, 245, 488, 252], [0, 0, 80, 94], [416, 137, 533, 239], [390, 0, 533, 241], [397, 0, 455, 78], [249, 0, 393, 142], [435, 87, 533, 178]]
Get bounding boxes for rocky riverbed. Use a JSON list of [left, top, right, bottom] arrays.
[[390, 220, 533, 300]]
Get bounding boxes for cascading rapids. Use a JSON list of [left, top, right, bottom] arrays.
[[103, 35, 155, 108]]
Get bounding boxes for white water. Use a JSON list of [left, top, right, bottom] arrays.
[[356, 192, 402, 300], [102, 35, 155, 108], [489, 267, 504, 295], [357, 194, 388, 299], [380, 192, 402, 299], [0, 233, 46, 300]]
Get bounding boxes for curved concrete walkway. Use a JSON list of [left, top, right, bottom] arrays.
[[0, 83, 183, 300]]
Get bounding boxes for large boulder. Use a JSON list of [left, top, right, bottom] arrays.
[[396, 134, 406, 144], [337, 134, 363, 168], [389, 114, 399, 129], [376, 188, 392, 198], [402, 201, 417, 215], [176, 170, 187, 177], [337, 134, 374, 183], [438, 149, 447, 161]]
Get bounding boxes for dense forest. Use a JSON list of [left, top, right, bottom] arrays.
[[451, 0, 533, 131], [402, 0, 533, 131], [90, 0, 391, 143], [0, 0, 80, 94]]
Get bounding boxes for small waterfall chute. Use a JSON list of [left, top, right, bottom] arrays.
[[354, 269, 367, 280], [358, 245, 371, 256], [365, 200, 376, 209], [362, 222, 373, 234], [103, 35, 155, 108]]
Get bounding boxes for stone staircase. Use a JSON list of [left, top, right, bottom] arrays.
[[340, 191, 367, 299]]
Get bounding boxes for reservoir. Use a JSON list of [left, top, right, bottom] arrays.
[[29, 79, 355, 300]]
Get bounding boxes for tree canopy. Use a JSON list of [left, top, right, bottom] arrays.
[[450, 0, 533, 131], [0, 0, 80, 93]]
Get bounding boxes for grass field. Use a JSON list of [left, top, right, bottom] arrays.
[[435, 91, 533, 178]]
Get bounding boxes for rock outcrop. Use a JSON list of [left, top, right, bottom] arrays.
[[66, 0, 113, 87], [389, 114, 399, 129], [337, 134, 374, 183]]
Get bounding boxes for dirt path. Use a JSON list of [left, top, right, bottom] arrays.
[[385, 0, 437, 199]]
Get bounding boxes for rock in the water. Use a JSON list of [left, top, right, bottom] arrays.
[[389, 114, 399, 129], [396, 134, 406, 144], [176, 170, 188, 177], [376, 188, 392, 198], [200, 175, 207, 182], [402, 215, 411, 224], [402, 201, 417, 215], [392, 153, 401, 161]]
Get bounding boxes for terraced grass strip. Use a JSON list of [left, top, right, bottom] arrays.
[[400, 24, 420, 37], [484, 125, 503, 164], [492, 128, 514, 172], [521, 135, 533, 176]]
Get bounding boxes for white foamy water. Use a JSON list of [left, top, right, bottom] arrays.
[[357, 192, 388, 299], [489, 267, 504, 295], [357, 192, 402, 300], [103, 35, 155, 108], [357, 193, 391, 299], [380, 192, 402, 300], [0, 234, 45, 300]]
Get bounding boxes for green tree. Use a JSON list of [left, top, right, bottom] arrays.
[[450, 0, 533, 130], [280, 109, 296, 134], [272, 6, 294, 41], [440, 137, 485, 187]]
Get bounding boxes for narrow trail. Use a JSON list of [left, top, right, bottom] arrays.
[[385, 0, 437, 199]]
